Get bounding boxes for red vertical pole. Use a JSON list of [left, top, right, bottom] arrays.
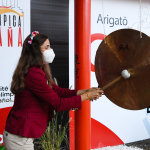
[[69, 110, 75, 150], [74, 0, 91, 150]]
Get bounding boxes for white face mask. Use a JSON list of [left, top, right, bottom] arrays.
[[42, 49, 55, 64]]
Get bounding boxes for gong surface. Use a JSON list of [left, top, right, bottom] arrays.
[[95, 29, 150, 110]]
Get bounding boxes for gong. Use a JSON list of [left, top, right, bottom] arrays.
[[95, 29, 150, 110]]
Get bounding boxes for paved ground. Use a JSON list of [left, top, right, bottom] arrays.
[[126, 139, 150, 150], [94, 145, 143, 150]]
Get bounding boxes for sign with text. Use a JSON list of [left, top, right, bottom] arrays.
[[0, 0, 30, 145]]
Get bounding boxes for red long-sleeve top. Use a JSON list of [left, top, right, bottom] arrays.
[[5, 66, 81, 138]]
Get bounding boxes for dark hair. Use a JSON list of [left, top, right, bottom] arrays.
[[11, 33, 54, 94]]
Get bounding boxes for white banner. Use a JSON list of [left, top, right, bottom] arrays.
[[69, 0, 150, 148], [0, 0, 30, 109], [0, 0, 30, 145]]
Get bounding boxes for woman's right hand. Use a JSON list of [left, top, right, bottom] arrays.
[[81, 89, 104, 102], [88, 88, 103, 100]]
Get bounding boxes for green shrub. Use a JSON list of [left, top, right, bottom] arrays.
[[34, 111, 69, 150]]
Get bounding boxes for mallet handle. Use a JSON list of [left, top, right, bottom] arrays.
[[100, 76, 122, 90]]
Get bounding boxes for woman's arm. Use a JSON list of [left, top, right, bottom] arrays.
[[26, 69, 83, 112], [52, 84, 91, 101], [52, 84, 79, 98], [77, 89, 87, 95], [77, 87, 100, 96]]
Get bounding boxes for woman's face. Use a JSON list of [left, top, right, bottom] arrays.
[[40, 39, 51, 52]]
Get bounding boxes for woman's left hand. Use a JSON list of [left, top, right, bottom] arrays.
[[87, 87, 99, 92]]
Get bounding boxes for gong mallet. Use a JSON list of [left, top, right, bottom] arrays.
[[100, 69, 131, 91]]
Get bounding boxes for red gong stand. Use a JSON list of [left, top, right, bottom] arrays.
[[74, 0, 91, 150]]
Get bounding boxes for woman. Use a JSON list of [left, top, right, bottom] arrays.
[[3, 31, 103, 150]]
